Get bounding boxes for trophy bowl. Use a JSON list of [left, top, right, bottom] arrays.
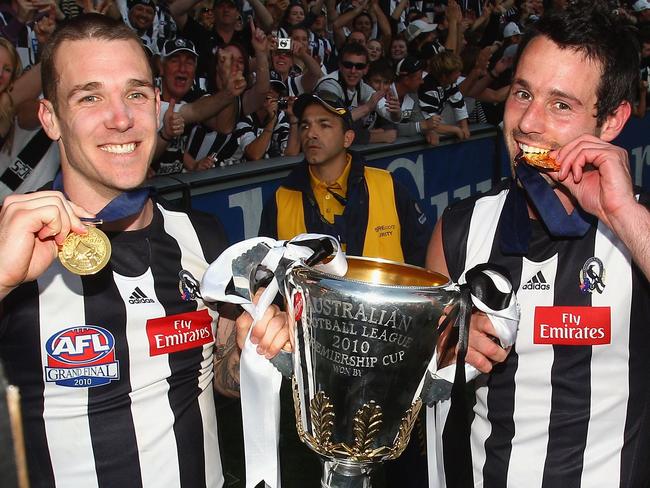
[[284, 256, 457, 488]]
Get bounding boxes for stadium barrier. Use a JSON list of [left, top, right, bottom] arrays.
[[152, 114, 650, 244]]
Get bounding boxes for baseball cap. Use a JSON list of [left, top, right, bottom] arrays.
[[395, 56, 424, 76], [161, 38, 198, 59], [633, 0, 650, 12], [503, 22, 522, 39], [405, 19, 437, 43], [270, 79, 288, 95], [127, 0, 154, 10], [293, 91, 353, 129]]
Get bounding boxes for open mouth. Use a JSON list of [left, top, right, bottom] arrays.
[[515, 143, 558, 171], [519, 142, 550, 156], [100, 143, 137, 154]]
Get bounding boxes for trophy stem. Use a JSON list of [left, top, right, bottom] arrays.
[[321, 460, 373, 488]]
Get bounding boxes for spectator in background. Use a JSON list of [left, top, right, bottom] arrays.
[[116, 0, 176, 55], [0, 37, 59, 199], [346, 29, 368, 46], [367, 38, 384, 61], [152, 37, 257, 174], [390, 34, 408, 63], [176, 0, 273, 77], [405, 18, 444, 59], [419, 50, 470, 140], [306, 4, 335, 72], [0, 37, 22, 142], [194, 1, 215, 30], [376, 55, 443, 145], [314, 42, 383, 143], [332, 0, 391, 50], [633, 0, 650, 27], [183, 38, 271, 170], [278, 1, 309, 36], [237, 79, 300, 160], [360, 58, 397, 143], [270, 24, 325, 96]]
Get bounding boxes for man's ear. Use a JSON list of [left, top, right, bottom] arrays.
[[598, 100, 632, 142], [155, 87, 161, 123], [38, 99, 61, 141], [343, 128, 355, 148]]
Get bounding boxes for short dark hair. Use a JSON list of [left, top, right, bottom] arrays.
[[514, 0, 639, 125], [353, 11, 372, 28], [366, 58, 394, 82], [288, 24, 310, 38], [41, 14, 148, 110], [339, 42, 369, 63]]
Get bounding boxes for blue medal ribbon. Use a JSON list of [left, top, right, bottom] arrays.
[[499, 162, 594, 255], [52, 172, 153, 224]]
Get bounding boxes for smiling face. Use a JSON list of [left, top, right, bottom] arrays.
[[128, 4, 156, 31], [287, 4, 305, 25], [160, 51, 197, 101], [339, 53, 368, 88], [38, 38, 159, 207], [504, 36, 603, 166], [366, 40, 382, 61], [390, 39, 407, 61]]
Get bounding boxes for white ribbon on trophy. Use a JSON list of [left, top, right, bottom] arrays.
[[201, 234, 347, 488]]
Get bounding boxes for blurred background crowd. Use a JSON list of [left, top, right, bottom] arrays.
[[0, 0, 648, 195]]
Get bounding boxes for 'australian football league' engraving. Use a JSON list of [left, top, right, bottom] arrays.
[[307, 297, 417, 376]]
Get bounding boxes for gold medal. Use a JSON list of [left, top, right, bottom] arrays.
[[58, 226, 112, 275]]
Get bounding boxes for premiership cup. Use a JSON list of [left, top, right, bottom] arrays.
[[281, 256, 462, 488]]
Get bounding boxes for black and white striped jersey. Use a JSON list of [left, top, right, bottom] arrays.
[[429, 181, 650, 488], [237, 111, 290, 160], [0, 200, 230, 488], [0, 124, 59, 200]]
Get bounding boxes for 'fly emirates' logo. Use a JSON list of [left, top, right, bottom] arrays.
[[146, 309, 214, 356], [534, 306, 611, 346]]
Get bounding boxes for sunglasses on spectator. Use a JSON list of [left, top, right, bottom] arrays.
[[200, 7, 212, 12], [341, 60, 367, 70]]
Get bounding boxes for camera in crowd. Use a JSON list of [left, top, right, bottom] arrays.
[[277, 37, 292, 52], [277, 97, 289, 109]]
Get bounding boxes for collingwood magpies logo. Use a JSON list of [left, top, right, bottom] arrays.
[[179, 270, 202, 301], [579, 257, 606, 294]]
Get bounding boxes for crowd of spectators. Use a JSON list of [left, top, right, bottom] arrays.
[[0, 0, 649, 189]]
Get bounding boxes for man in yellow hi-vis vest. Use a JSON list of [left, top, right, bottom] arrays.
[[258, 91, 431, 267], [257, 91, 432, 486]]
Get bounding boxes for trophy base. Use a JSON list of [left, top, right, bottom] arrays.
[[321, 460, 373, 488]]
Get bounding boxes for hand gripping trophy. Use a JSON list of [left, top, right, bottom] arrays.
[[201, 234, 519, 488]]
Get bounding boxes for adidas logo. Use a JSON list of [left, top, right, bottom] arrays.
[[522, 271, 551, 291], [129, 287, 155, 304]]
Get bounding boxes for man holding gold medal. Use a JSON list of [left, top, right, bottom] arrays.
[[0, 13, 288, 488]]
